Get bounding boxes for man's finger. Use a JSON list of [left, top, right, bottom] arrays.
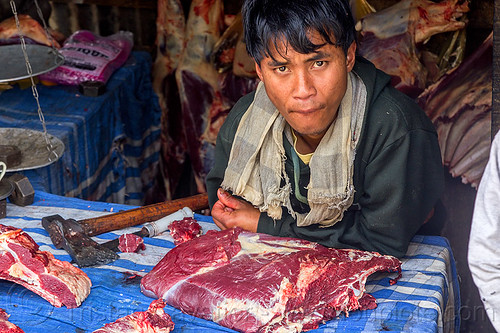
[[217, 188, 240, 209]]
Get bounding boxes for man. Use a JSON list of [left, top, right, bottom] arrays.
[[468, 130, 500, 331], [206, 0, 444, 258]]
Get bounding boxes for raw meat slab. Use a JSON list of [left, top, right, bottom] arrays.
[[141, 227, 401, 332]]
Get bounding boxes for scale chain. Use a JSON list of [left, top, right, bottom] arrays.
[[9, 0, 59, 162]]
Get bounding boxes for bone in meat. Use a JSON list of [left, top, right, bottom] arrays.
[[0, 224, 91, 308]]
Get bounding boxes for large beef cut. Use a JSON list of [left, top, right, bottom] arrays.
[[356, 0, 469, 97], [93, 299, 174, 333], [0, 224, 91, 308], [417, 32, 492, 188], [141, 227, 401, 332], [0, 309, 24, 333]]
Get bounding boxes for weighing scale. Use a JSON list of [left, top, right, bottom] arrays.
[[0, 0, 65, 200]]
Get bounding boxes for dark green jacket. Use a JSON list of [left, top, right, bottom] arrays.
[[206, 57, 444, 258]]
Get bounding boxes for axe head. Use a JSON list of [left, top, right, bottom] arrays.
[[42, 214, 119, 267]]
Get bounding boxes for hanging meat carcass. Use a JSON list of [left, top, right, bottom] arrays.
[[417, 32, 492, 188], [175, 0, 258, 194], [175, 0, 226, 194], [152, 0, 186, 200], [356, 0, 469, 98]]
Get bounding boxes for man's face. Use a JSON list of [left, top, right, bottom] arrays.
[[255, 32, 356, 146]]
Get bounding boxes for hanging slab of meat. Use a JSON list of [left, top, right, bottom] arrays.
[[175, 0, 228, 193], [140, 227, 401, 332], [153, 0, 186, 199], [417, 32, 492, 188], [0, 309, 24, 333], [168, 217, 202, 245], [93, 299, 174, 333], [176, 0, 258, 193], [356, 0, 469, 97], [0, 224, 91, 309], [0, 15, 60, 47]]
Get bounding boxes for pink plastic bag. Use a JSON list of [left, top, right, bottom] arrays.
[[40, 30, 133, 85]]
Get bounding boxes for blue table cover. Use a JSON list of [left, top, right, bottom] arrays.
[[0, 51, 161, 205], [0, 191, 460, 333]]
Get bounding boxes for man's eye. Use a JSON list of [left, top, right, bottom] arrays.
[[276, 66, 287, 72], [314, 61, 325, 67]]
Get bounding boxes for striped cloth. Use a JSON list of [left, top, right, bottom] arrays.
[[0, 191, 459, 332], [0, 51, 161, 205]]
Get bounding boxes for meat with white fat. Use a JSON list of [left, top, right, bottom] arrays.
[[92, 299, 174, 333], [0, 224, 91, 309], [118, 234, 146, 253], [140, 227, 401, 333], [168, 217, 202, 245], [0, 309, 24, 333]]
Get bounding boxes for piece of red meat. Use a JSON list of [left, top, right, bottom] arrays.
[[118, 234, 146, 253], [0, 224, 91, 309], [92, 299, 174, 333], [140, 227, 401, 332], [0, 309, 24, 333], [168, 217, 202, 245]]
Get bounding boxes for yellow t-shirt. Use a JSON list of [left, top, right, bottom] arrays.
[[292, 130, 313, 165]]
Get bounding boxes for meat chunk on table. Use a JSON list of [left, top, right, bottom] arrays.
[[0, 224, 91, 308]]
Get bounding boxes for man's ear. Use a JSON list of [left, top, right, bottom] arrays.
[[255, 61, 264, 81], [346, 42, 356, 72]]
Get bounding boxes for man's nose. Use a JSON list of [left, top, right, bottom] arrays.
[[293, 71, 316, 99]]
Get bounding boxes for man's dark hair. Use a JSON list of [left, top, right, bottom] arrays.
[[242, 0, 356, 66]]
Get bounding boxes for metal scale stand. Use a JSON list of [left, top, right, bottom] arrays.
[[0, 0, 65, 203]]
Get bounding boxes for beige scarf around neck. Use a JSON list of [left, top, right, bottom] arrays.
[[221, 72, 367, 227]]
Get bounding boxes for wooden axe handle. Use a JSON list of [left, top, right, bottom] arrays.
[[79, 193, 209, 236]]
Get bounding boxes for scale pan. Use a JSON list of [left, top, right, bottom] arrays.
[[0, 128, 65, 172], [0, 44, 64, 83]]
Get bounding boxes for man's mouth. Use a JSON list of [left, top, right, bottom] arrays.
[[292, 108, 321, 115]]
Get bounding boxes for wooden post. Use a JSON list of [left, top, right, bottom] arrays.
[[493, 0, 500, 138]]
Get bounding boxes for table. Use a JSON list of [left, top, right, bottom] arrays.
[[0, 191, 460, 333], [0, 51, 161, 205]]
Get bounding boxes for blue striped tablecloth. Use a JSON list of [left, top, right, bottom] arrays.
[[0, 51, 161, 205], [0, 191, 460, 332]]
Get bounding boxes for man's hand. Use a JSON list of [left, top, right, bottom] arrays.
[[211, 188, 260, 232]]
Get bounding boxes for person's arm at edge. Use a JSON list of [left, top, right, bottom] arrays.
[[468, 130, 500, 332]]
